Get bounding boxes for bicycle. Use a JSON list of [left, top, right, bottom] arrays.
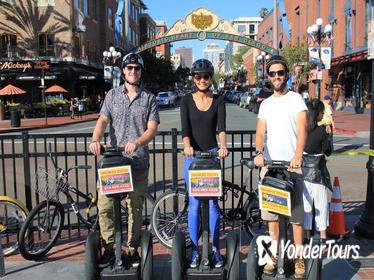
[[151, 156, 265, 249], [0, 196, 29, 256], [17, 145, 155, 261]]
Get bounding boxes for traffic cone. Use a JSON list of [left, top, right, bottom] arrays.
[[327, 177, 349, 238]]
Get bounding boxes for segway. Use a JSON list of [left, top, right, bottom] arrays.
[[172, 151, 239, 280], [246, 159, 322, 280], [85, 146, 153, 280]]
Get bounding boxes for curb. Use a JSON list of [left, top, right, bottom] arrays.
[[0, 117, 97, 134], [335, 128, 357, 136]]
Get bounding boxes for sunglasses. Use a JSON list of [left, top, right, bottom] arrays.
[[268, 70, 286, 77], [194, 74, 211, 81], [125, 65, 141, 72]]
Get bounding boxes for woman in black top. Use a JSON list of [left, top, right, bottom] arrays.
[[302, 99, 332, 242], [180, 59, 228, 269]]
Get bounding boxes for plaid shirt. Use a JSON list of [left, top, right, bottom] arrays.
[[100, 84, 159, 169]]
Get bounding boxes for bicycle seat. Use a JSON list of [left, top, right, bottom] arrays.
[[240, 158, 255, 169]]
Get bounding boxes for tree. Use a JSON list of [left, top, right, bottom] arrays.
[[281, 43, 312, 93], [259, 8, 269, 18], [231, 47, 250, 70]]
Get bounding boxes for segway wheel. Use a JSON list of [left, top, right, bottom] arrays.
[[226, 231, 239, 280], [85, 231, 101, 280], [171, 231, 186, 280], [305, 239, 322, 280], [247, 236, 262, 280], [141, 230, 153, 280]]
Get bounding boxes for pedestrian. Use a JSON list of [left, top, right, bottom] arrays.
[[69, 98, 75, 119], [180, 58, 229, 268], [76, 99, 84, 119], [302, 99, 332, 244], [254, 55, 308, 278], [89, 52, 159, 268]]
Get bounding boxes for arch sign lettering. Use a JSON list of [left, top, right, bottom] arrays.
[[136, 8, 278, 55]]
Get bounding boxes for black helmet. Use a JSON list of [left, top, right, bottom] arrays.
[[122, 52, 144, 69], [266, 55, 289, 74], [191, 59, 214, 76]]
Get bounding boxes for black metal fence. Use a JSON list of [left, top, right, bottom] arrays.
[[0, 129, 256, 239]]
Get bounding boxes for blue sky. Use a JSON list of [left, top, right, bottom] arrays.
[[146, 0, 276, 59]]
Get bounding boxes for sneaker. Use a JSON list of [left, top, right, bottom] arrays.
[[294, 258, 305, 279], [98, 248, 115, 268], [190, 250, 200, 268], [213, 251, 224, 268], [263, 256, 278, 276], [130, 250, 141, 267]]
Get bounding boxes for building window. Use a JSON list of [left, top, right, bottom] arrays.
[[249, 24, 255, 34], [1, 33, 17, 57], [295, 6, 300, 46], [39, 33, 55, 56], [345, 13, 352, 50], [73, 35, 81, 58], [83, 0, 88, 16], [249, 35, 255, 40], [365, 0, 370, 43], [108, 7, 113, 29], [37, 0, 55, 6], [237, 25, 246, 34], [89, 0, 97, 20]]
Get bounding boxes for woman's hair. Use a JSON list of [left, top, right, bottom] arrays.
[[306, 98, 324, 131]]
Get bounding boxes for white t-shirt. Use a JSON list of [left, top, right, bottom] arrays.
[[258, 91, 307, 161]]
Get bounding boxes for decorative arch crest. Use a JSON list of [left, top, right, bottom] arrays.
[[136, 8, 278, 55]]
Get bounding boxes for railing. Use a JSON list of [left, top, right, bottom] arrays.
[[0, 129, 256, 239]]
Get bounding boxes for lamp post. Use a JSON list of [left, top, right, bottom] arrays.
[[39, 68, 47, 127], [257, 52, 271, 87], [102, 46, 122, 89], [307, 18, 333, 99]]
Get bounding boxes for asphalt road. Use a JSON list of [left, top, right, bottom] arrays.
[[1, 103, 370, 203]]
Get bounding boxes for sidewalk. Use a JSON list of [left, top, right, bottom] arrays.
[[3, 207, 374, 279], [0, 109, 371, 136]]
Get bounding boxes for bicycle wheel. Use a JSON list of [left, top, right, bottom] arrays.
[[18, 200, 64, 260], [243, 194, 267, 238], [0, 198, 28, 256], [151, 190, 190, 249]]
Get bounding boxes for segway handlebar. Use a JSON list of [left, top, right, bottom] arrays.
[[239, 158, 291, 170]]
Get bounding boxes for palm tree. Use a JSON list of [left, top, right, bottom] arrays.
[[0, 0, 71, 58], [259, 8, 269, 19]]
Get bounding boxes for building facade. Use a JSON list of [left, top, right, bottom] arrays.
[[174, 47, 193, 69], [203, 44, 224, 73], [0, 0, 145, 114], [231, 17, 263, 55], [139, 13, 156, 55], [154, 20, 171, 61]]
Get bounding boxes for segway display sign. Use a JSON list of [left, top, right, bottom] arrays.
[[258, 185, 291, 216], [98, 165, 134, 195], [189, 169, 222, 197]]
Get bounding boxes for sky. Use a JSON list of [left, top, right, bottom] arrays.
[[146, 0, 276, 60]]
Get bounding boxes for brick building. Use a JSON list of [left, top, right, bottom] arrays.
[[154, 20, 171, 61]]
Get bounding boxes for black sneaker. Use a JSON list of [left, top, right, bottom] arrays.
[[213, 251, 224, 268], [98, 248, 115, 268], [190, 250, 200, 268], [130, 251, 141, 267]]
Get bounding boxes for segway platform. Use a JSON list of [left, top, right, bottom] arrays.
[[186, 266, 225, 279], [101, 265, 139, 280]]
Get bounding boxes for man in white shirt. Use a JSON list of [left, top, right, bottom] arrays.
[[254, 55, 308, 278]]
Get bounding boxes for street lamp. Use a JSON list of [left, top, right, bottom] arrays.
[[307, 18, 333, 99], [102, 46, 122, 89], [237, 64, 247, 86], [257, 52, 271, 87]]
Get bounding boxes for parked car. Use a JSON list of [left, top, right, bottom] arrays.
[[248, 88, 273, 114], [156, 91, 176, 107], [239, 92, 252, 108]]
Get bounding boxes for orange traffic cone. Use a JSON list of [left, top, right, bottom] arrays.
[[327, 177, 349, 238]]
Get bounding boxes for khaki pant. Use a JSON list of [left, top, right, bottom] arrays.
[[98, 168, 148, 250]]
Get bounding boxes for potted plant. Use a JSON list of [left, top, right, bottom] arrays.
[[0, 99, 4, 121]]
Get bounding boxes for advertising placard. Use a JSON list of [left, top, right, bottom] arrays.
[[259, 185, 291, 216], [98, 165, 133, 195], [189, 170, 222, 197]]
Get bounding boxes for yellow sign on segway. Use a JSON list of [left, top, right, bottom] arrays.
[[258, 185, 292, 216], [98, 165, 134, 195], [189, 170, 222, 197]]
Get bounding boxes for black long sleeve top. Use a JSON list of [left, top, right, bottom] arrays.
[[180, 93, 226, 151]]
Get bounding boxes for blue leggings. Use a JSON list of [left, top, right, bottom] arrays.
[[184, 155, 221, 251]]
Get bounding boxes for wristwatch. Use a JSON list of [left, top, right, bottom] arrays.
[[255, 150, 263, 156]]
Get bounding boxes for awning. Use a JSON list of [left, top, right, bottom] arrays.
[[45, 84, 68, 94], [0, 84, 26, 96]]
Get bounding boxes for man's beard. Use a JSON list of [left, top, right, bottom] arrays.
[[271, 79, 287, 92]]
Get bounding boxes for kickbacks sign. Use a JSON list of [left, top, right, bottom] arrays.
[[98, 165, 134, 195], [189, 170, 222, 197]]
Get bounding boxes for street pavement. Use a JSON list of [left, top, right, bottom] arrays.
[[0, 107, 373, 279]]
